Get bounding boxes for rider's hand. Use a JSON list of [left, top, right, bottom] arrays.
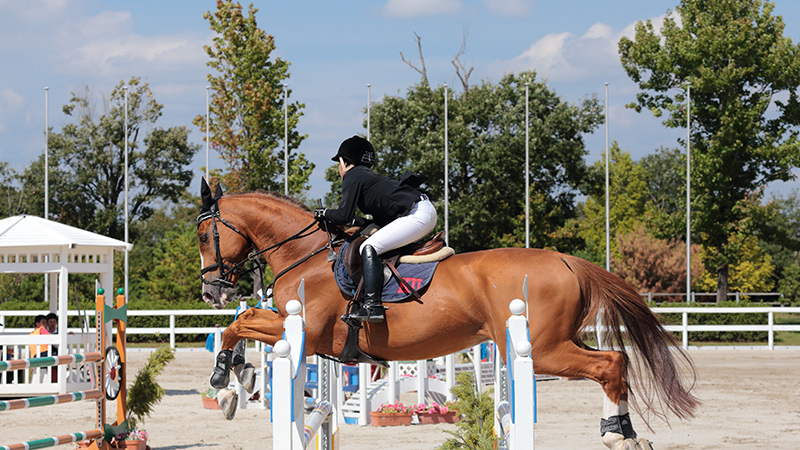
[[314, 208, 328, 222]]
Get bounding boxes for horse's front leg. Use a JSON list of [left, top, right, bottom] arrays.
[[209, 307, 285, 419]]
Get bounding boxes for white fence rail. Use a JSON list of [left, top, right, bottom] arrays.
[[2, 307, 800, 351]]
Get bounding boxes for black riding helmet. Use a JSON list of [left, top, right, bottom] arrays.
[[331, 136, 375, 168]]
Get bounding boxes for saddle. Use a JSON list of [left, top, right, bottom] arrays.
[[335, 230, 451, 367], [341, 230, 447, 283]]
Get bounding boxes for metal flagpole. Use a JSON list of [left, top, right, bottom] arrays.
[[284, 84, 288, 196], [124, 86, 130, 300], [44, 87, 49, 220], [604, 82, 610, 272], [686, 83, 692, 303], [444, 84, 449, 246], [367, 84, 371, 138], [525, 83, 530, 248], [44, 87, 49, 305], [206, 86, 210, 181]]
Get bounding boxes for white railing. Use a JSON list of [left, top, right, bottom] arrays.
[[650, 306, 800, 350], [2, 306, 800, 351]]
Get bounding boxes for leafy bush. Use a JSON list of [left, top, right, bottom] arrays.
[[438, 371, 495, 450]]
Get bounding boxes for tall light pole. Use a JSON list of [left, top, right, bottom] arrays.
[[44, 87, 49, 220], [525, 83, 530, 248], [284, 84, 288, 196], [366, 84, 371, 138], [686, 83, 692, 303], [604, 82, 610, 272], [444, 84, 449, 246], [123, 86, 130, 300], [205, 86, 210, 181]]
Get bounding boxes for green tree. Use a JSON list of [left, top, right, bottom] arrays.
[[357, 72, 602, 252], [696, 235, 775, 295], [581, 143, 648, 264], [758, 190, 800, 303], [0, 162, 23, 217], [23, 78, 198, 240], [138, 223, 202, 304], [195, 0, 312, 195], [640, 147, 686, 239], [619, 0, 800, 302]]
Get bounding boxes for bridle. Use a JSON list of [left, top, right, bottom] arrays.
[[197, 199, 334, 297]]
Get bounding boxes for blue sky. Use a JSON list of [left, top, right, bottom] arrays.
[[1, 0, 799, 203]]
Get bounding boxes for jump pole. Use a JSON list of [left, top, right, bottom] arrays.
[[0, 288, 128, 450], [495, 299, 536, 450], [272, 299, 339, 450]]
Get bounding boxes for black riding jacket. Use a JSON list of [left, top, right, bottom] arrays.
[[324, 165, 420, 227]]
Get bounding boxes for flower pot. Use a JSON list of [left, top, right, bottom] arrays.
[[417, 411, 460, 424], [369, 410, 413, 426], [202, 395, 220, 410], [114, 440, 147, 450]]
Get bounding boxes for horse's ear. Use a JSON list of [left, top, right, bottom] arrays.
[[201, 178, 213, 212], [214, 183, 224, 200]]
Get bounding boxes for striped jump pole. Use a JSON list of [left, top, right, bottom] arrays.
[[0, 352, 102, 373], [0, 389, 103, 411], [0, 287, 129, 450], [0, 429, 103, 450]]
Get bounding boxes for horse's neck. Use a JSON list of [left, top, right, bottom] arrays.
[[231, 194, 325, 272]]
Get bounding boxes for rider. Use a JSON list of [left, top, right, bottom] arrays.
[[315, 136, 437, 323]]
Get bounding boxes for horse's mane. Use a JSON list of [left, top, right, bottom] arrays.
[[232, 190, 312, 213]]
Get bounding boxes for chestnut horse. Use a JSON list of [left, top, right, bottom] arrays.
[[196, 182, 698, 449]]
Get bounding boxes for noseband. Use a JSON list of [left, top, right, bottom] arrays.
[[197, 200, 329, 296]]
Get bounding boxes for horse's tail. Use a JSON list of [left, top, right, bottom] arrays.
[[565, 255, 700, 427]]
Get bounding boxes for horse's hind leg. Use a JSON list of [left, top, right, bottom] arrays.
[[532, 343, 652, 450]]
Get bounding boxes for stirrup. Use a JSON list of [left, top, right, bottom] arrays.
[[347, 304, 385, 323]]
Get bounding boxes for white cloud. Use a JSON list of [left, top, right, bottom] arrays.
[[485, 0, 532, 16], [496, 14, 675, 82], [383, 0, 463, 18], [0, 89, 25, 132]]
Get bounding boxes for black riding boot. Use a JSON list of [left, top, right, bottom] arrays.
[[349, 245, 385, 323]]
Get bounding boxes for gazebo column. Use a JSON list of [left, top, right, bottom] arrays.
[[57, 265, 69, 393]]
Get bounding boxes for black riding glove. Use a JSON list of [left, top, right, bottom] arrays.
[[314, 208, 328, 222]]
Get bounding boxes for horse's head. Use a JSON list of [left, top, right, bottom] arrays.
[[197, 179, 255, 309]]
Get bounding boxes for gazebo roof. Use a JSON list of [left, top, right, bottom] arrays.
[[0, 215, 131, 251]]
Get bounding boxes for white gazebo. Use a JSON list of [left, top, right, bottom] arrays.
[[0, 215, 131, 395]]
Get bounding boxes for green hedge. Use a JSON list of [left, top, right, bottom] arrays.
[[653, 301, 769, 342]]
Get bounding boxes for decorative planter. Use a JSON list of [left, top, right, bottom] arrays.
[[114, 441, 147, 450], [202, 395, 221, 410], [417, 411, 460, 424], [369, 411, 413, 426]]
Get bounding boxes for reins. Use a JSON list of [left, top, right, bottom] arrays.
[[197, 200, 340, 299]]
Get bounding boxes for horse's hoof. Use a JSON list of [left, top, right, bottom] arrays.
[[216, 388, 238, 420], [603, 433, 654, 450], [233, 362, 256, 393]]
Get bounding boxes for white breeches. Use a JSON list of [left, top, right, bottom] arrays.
[[361, 197, 437, 255]]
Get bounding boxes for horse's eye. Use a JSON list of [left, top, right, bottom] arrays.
[[199, 233, 209, 244]]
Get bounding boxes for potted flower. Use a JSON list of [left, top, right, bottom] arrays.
[[110, 429, 150, 449], [412, 401, 460, 424], [369, 402, 414, 426], [201, 387, 221, 410]]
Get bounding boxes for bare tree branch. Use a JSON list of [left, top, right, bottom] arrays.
[[399, 31, 429, 87], [452, 28, 474, 98]]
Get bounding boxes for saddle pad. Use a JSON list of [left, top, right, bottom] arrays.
[[334, 241, 440, 303]]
